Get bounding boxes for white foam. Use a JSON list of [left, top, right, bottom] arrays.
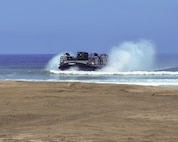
[[50, 70, 178, 76]]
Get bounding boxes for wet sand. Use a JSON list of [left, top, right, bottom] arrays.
[[0, 81, 178, 142]]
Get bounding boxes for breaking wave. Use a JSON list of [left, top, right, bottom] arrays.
[[50, 70, 178, 76]]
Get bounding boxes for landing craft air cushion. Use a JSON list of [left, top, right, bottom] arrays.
[[59, 52, 108, 71]]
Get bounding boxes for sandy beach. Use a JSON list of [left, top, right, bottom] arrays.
[[0, 81, 178, 141]]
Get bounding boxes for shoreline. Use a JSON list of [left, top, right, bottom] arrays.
[[1, 81, 178, 141], [1, 79, 178, 87]]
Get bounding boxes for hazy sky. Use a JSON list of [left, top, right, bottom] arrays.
[[0, 0, 177, 54]]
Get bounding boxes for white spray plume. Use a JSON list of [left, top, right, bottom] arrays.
[[45, 52, 75, 71], [45, 53, 63, 70], [103, 40, 155, 71]]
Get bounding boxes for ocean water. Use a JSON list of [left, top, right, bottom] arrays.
[[0, 53, 178, 86]]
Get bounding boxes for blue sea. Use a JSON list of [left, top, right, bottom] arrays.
[[0, 53, 178, 86]]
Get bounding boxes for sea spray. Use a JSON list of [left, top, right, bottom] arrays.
[[45, 53, 63, 70], [45, 52, 75, 71], [103, 40, 155, 71]]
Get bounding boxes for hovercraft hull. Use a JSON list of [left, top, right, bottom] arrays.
[[59, 62, 102, 71], [58, 52, 108, 71]]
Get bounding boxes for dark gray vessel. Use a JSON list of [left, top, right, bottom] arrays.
[[59, 52, 108, 71]]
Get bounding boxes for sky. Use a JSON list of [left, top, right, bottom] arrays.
[[0, 0, 178, 54]]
